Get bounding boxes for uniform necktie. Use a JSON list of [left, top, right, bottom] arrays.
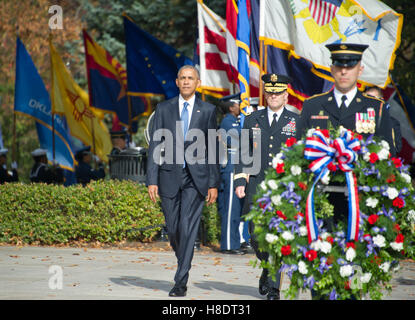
[[181, 101, 189, 167], [340, 95, 347, 111], [271, 113, 278, 130]]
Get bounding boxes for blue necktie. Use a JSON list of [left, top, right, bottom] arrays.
[[181, 102, 189, 167]]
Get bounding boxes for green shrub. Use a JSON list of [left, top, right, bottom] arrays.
[[0, 180, 221, 245]]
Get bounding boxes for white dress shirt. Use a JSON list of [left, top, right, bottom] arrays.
[[333, 86, 357, 108], [267, 107, 285, 127], [178, 94, 196, 130]]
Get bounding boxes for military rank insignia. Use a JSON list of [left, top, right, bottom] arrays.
[[355, 108, 376, 134]]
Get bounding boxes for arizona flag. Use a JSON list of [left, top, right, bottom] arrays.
[[50, 40, 112, 162], [83, 30, 144, 132], [259, 0, 403, 88]]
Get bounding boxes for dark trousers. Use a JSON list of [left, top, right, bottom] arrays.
[[249, 220, 282, 289], [160, 168, 205, 288]]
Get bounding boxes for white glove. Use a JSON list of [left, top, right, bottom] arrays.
[[11, 161, 18, 170], [93, 155, 100, 163]]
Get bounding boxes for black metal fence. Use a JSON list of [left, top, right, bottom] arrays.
[[108, 148, 147, 183]]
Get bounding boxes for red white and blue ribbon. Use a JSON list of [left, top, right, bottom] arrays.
[[304, 128, 361, 243]]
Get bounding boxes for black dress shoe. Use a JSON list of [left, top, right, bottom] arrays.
[[168, 286, 187, 297], [221, 249, 246, 255], [267, 288, 280, 300], [259, 269, 269, 296]]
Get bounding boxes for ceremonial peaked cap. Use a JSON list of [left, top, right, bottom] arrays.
[[261, 73, 292, 93], [325, 43, 369, 67]]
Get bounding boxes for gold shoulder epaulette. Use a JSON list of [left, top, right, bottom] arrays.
[[362, 92, 384, 103], [306, 90, 331, 100]]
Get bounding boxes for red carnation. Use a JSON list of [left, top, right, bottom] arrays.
[[298, 182, 307, 191], [294, 212, 304, 220], [392, 197, 405, 208], [276, 210, 287, 220], [394, 224, 401, 232], [368, 214, 379, 225], [281, 245, 292, 256], [285, 137, 297, 147], [396, 233, 404, 243], [327, 162, 337, 172], [369, 153, 379, 164], [344, 281, 351, 290], [346, 242, 356, 249], [326, 236, 334, 244], [386, 174, 396, 183], [276, 163, 285, 174], [391, 157, 403, 168], [305, 250, 318, 261]]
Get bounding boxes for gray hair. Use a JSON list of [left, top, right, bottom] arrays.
[[177, 65, 200, 79]]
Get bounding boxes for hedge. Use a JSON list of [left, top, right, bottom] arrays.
[[0, 180, 221, 245]]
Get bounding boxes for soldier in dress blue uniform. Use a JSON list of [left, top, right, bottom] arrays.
[[0, 148, 18, 184], [217, 95, 245, 255], [75, 146, 105, 186], [110, 130, 127, 155], [234, 73, 299, 300], [296, 43, 395, 156], [30, 148, 64, 184]]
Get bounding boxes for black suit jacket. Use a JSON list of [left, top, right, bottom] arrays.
[[234, 107, 299, 214], [296, 89, 396, 156], [146, 96, 220, 198]]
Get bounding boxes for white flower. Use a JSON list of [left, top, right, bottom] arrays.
[[373, 234, 386, 248], [401, 172, 412, 184], [390, 242, 403, 251], [380, 140, 390, 151], [340, 265, 353, 278], [386, 187, 399, 200], [265, 233, 279, 244], [321, 173, 330, 185], [310, 240, 322, 251], [320, 241, 332, 254], [408, 210, 415, 223], [299, 226, 308, 237], [267, 179, 279, 190], [298, 261, 308, 275], [272, 153, 284, 168], [378, 148, 389, 161], [363, 152, 371, 162], [271, 195, 282, 206], [282, 231, 294, 241], [366, 197, 379, 208], [290, 165, 302, 176], [379, 262, 390, 273], [320, 232, 330, 240], [346, 247, 356, 262], [361, 273, 372, 284], [260, 181, 267, 191]]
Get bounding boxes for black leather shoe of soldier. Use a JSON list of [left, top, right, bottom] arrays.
[[267, 288, 280, 300], [221, 249, 246, 255], [259, 269, 269, 296]]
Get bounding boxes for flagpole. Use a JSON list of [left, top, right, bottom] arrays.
[[127, 94, 133, 141], [49, 33, 57, 163], [259, 39, 264, 107], [12, 26, 20, 164]]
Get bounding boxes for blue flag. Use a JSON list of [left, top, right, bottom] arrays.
[[123, 15, 193, 100], [14, 37, 75, 171]]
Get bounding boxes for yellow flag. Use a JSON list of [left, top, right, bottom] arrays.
[[50, 41, 112, 162]]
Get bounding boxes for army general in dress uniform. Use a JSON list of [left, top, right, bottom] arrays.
[[234, 73, 299, 300]]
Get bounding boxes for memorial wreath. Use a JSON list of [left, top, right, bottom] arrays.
[[247, 126, 415, 300]]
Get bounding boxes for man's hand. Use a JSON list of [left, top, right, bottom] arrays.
[[206, 188, 218, 206], [235, 186, 246, 199], [148, 185, 159, 203]]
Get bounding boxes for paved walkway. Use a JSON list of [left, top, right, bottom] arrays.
[[0, 244, 414, 300]]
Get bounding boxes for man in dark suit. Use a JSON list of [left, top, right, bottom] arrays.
[[296, 43, 395, 156], [234, 73, 299, 300], [146, 65, 220, 297], [75, 146, 106, 186]]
